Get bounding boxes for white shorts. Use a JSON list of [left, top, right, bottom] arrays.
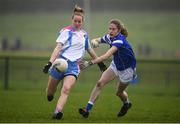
[[110, 61, 136, 84]]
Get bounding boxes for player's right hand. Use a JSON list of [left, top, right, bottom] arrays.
[[43, 62, 52, 74], [79, 60, 93, 70]]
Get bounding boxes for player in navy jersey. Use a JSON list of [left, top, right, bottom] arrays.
[[42, 5, 106, 120], [79, 19, 137, 118]]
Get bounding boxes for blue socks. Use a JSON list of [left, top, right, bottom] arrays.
[[86, 101, 94, 112]]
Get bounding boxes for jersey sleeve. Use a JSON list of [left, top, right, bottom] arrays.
[[100, 35, 108, 44], [56, 29, 69, 44], [85, 34, 91, 50], [112, 40, 123, 48]]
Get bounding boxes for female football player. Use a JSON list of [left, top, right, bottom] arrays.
[[79, 19, 137, 118], [43, 5, 106, 120]]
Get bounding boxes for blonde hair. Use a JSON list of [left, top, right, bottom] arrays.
[[72, 5, 84, 20], [109, 19, 128, 37]]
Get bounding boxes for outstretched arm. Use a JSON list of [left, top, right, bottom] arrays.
[[79, 46, 117, 71], [92, 46, 118, 64], [81, 47, 107, 72]]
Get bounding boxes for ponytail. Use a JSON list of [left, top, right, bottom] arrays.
[[121, 27, 128, 37]]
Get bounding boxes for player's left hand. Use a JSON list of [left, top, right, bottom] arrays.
[[91, 39, 99, 48], [97, 62, 107, 72]]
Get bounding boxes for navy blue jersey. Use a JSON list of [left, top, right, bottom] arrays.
[[101, 33, 136, 71]]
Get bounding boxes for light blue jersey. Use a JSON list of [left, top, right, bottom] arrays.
[[101, 33, 136, 71], [56, 26, 90, 62], [50, 26, 90, 80]]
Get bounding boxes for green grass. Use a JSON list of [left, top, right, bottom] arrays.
[[0, 54, 180, 122], [0, 57, 180, 122], [0, 82, 180, 123]]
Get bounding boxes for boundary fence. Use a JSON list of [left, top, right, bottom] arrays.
[[0, 55, 180, 90]]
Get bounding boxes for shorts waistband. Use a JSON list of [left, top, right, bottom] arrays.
[[60, 55, 79, 63]]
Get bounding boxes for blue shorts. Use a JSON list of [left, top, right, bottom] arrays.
[[50, 60, 80, 80]]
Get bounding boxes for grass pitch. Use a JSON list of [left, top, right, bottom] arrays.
[[0, 57, 180, 122], [0, 79, 180, 123]]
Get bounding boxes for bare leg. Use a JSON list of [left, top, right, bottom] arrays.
[[89, 67, 116, 103], [56, 75, 76, 111], [116, 83, 129, 103], [46, 76, 59, 101], [116, 82, 132, 117], [79, 67, 116, 118]]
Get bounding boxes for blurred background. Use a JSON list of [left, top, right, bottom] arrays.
[[0, 0, 180, 122], [0, 0, 180, 57]]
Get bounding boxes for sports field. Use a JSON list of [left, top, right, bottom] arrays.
[[0, 58, 180, 123], [0, 82, 180, 123], [0, 10, 180, 123]]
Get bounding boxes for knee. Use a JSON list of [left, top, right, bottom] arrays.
[[62, 85, 71, 95], [96, 80, 104, 89]]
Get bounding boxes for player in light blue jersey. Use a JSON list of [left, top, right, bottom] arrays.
[[43, 5, 106, 120], [79, 19, 137, 118]]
